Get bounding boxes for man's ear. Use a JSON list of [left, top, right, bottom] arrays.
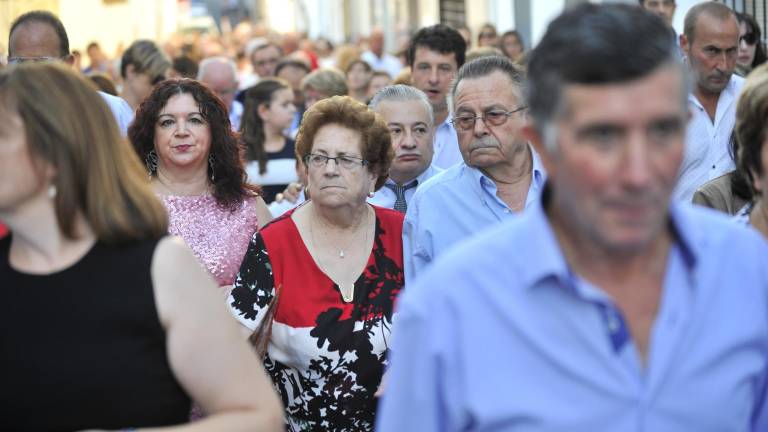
[[63, 54, 75, 67], [679, 33, 690, 57], [522, 119, 556, 177]]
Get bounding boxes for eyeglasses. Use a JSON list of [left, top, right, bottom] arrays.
[[304, 153, 369, 170], [451, 107, 527, 131], [479, 32, 496, 39], [7, 56, 60, 65], [740, 32, 758, 45]]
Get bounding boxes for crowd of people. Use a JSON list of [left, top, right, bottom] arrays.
[[3, 0, 768, 431]]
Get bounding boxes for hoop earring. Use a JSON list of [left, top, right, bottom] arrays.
[[208, 154, 215, 182], [145, 149, 158, 176]]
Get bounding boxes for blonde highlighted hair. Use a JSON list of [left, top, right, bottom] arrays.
[[0, 62, 167, 243]]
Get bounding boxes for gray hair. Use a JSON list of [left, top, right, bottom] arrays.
[[447, 55, 526, 114], [197, 56, 237, 82], [368, 84, 434, 126]]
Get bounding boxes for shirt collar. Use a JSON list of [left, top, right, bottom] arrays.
[[518, 185, 698, 290], [385, 164, 442, 187], [467, 144, 547, 191], [688, 74, 742, 109]]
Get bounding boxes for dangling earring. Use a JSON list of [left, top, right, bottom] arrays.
[[145, 149, 158, 176], [208, 154, 215, 182], [47, 184, 57, 199]]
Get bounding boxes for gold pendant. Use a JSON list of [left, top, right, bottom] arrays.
[[339, 283, 354, 302]]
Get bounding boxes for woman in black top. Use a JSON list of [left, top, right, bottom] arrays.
[[0, 63, 282, 431]]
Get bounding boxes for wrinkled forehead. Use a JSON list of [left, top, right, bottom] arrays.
[[453, 72, 522, 109], [378, 99, 432, 125]]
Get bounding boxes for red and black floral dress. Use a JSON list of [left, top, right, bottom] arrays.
[[228, 205, 404, 431]]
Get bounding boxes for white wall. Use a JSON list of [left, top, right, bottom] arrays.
[[530, 0, 566, 46]]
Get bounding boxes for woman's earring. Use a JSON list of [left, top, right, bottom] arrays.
[[145, 149, 158, 176], [208, 154, 215, 182], [367, 190, 375, 198], [47, 184, 57, 199]]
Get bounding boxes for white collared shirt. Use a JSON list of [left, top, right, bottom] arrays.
[[368, 165, 443, 209], [674, 75, 745, 202]]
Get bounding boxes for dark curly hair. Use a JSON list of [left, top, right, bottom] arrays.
[[296, 95, 393, 191], [128, 78, 258, 210], [406, 24, 466, 69]]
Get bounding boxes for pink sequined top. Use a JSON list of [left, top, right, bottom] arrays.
[[161, 194, 261, 287]]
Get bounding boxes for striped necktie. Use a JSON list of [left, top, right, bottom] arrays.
[[385, 180, 418, 213]]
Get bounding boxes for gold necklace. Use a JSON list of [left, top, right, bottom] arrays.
[[308, 207, 371, 302]]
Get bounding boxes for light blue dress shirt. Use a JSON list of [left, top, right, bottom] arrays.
[[229, 99, 243, 131], [403, 148, 545, 286], [368, 164, 442, 210], [378, 199, 768, 432], [99, 91, 134, 136], [431, 116, 463, 169]]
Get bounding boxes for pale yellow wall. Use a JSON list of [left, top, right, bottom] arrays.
[[0, 0, 60, 55], [59, 0, 177, 57], [1, 0, 177, 58]]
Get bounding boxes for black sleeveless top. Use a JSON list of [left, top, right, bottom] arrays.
[[0, 236, 191, 431]]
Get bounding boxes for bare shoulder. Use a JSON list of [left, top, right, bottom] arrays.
[[253, 195, 274, 227], [151, 236, 218, 327]]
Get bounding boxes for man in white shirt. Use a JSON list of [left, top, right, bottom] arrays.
[[368, 85, 441, 212], [674, 2, 743, 201], [406, 24, 467, 170]]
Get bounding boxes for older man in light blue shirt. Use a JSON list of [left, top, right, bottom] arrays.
[[403, 55, 545, 285], [379, 4, 768, 432]]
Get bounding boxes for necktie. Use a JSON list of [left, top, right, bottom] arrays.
[[385, 180, 418, 213]]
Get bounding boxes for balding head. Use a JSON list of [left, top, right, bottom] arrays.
[[8, 10, 72, 65], [198, 56, 238, 109], [684, 2, 737, 44]]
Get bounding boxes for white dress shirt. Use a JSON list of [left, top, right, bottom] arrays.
[[674, 75, 744, 202]]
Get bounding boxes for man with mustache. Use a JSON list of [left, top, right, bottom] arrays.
[[367, 85, 442, 213], [674, 2, 743, 201], [378, 4, 768, 430], [402, 55, 545, 285]]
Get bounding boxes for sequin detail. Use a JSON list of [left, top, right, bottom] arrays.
[[161, 195, 260, 286]]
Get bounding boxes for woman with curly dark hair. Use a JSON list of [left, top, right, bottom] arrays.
[[129, 78, 272, 290]]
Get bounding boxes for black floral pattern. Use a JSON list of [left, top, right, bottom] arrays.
[[230, 212, 403, 431]]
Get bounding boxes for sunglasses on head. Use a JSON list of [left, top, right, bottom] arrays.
[[741, 32, 758, 45]]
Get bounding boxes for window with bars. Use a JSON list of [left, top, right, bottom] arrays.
[[721, 0, 767, 42]]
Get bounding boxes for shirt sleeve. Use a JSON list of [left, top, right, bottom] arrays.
[[227, 232, 277, 331], [402, 197, 433, 287], [376, 273, 466, 432]]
